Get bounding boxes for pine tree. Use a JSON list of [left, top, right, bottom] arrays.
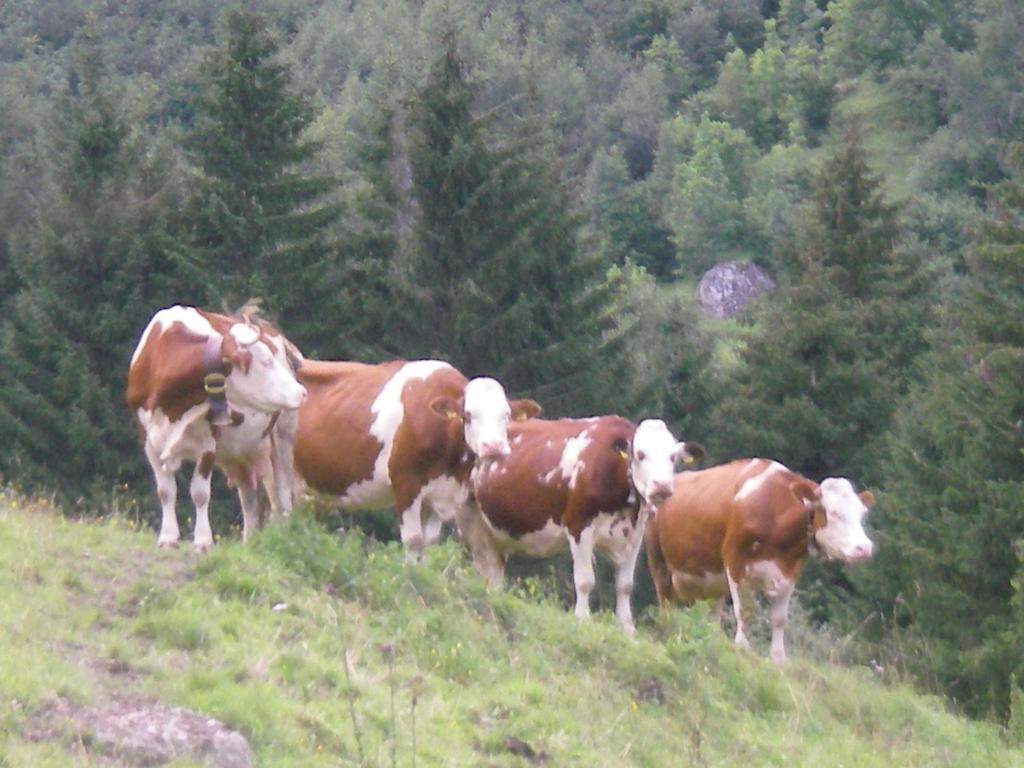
[[328, 105, 406, 362], [398, 37, 623, 414], [709, 134, 929, 483], [181, 10, 340, 354], [0, 40, 180, 503], [858, 142, 1024, 718]]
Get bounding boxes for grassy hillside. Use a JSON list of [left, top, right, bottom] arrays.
[[1, 493, 1020, 768]]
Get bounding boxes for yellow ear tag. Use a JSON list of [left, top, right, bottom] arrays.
[[446, 410, 458, 420], [683, 455, 695, 464], [515, 412, 527, 422], [618, 449, 630, 460]]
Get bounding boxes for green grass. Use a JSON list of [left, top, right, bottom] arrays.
[[1, 492, 1021, 767]]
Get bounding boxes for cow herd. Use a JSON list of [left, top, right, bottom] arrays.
[[127, 305, 875, 662]]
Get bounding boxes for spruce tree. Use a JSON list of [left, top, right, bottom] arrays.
[[329, 106, 406, 362], [0, 40, 180, 503], [858, 142, 1024, 718], [182, 10, 340, 354], [710, 135, 928, 483], [398, 38, 623, 415]]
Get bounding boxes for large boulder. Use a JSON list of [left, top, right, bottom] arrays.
[[28, 695, 253, 767], [697, 261, 776, 318]]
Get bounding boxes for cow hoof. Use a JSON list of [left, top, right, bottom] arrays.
[[193, 540, 214, 553], [621, 623, 637, 637], [157, 539, 179, 549]]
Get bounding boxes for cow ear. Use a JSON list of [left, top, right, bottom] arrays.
[[612, 437, 630, 461], [220, 332, 252, 374], [859, 490, 876, 509], [511, 398, 542, 422], [680, 441, 706, 465], [430, 396, 463, 421], [229, 348, 252, 374], [790, 480, 820, 507]]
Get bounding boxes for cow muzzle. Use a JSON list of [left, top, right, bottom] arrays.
[[646, 482, 673, 506], [848, 542, 874, 562], [478, 441, 510, 460]]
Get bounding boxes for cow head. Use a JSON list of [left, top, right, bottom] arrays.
[[628, 419, 705, 507], [430, 377, 542, 460], [793, 478, 874, 562], [220, 321, 306, 413]]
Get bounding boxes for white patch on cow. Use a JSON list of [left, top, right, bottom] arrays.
[[421, 474, 471, 524], [213, 409, 276, 461], [484, 518, 567, 558], [150, 404, 209, 465], [130, 306, 214, 367], [399, 473, 471, 555], [140, 405, 215, 472], [670, 569, 729, 598], [511, 434, 523, 447], [540, 466, 562, 485], [745, 560, 792, 599], [559, 431, 591, 489], [735, 461, 786, 501], [815, 477, 874, 562], [365, 360, 451, 488], [338, 477, 396, 509], [630, 419, 681, 504], [739, 458, 762, 475], [589, 510, 645, 562]]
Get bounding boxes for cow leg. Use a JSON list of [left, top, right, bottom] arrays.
[[726, 569, 751, 650], [146, 442, 180, 548], [422, 501, 445, 549], [190, 453, 216, 552], [237, 479, 262, 543], [392, 475, 429, 559], [609, 526, 646, 635], [398, 501, 427, 561], [454, 503, 506, 588], [568, 528, 597, 620], [768, 581, 795, 664]]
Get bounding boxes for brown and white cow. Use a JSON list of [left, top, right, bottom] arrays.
[[461, 417, 705, 634], [288, 359, 541, 557], [645, 458, 875, 662], [126, 306, 306, 550]]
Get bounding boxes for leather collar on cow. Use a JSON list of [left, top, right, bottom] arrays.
[[806, 501, 828, 557], [616, 442, 645, 523], [203, 333, 238, 429]]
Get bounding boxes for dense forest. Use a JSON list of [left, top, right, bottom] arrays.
[[0, 0, 1021, 723]]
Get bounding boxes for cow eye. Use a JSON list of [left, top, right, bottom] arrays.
[[636, 450, 646, 462]]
